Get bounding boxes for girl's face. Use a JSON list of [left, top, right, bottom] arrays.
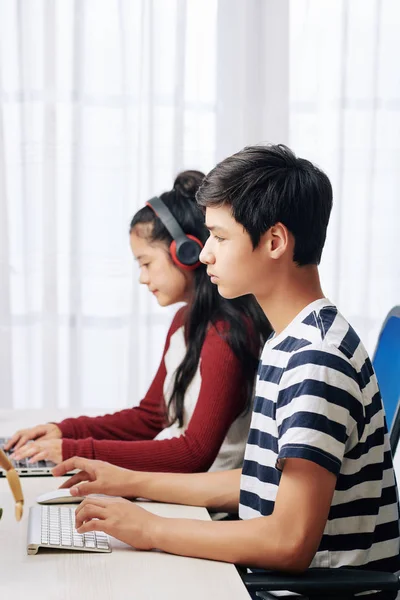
[[130, 228, 194, 307]]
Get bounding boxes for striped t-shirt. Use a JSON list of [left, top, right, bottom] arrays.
[[239, 298, 400, 574]]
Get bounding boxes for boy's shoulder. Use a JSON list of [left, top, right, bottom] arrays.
[[261, 301, 372, 394], [269, 301, 366, 367], [302, 303, 368, 374]]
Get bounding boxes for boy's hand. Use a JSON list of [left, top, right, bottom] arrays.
[[53, 456, 137, 498], [4, 423, 62, 452], [75, 496, 158, 550], [10, 439, 63, 464]]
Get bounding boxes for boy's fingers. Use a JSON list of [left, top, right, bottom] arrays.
[[79, 497, 110, 509], [76, 518, 106, 534], [75, 504, 108, 529], [58, 471, 88, 489], [52, 456, 92, 477], [70, 481, 99, 497]]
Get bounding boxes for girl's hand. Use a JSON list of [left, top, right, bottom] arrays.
[[53, 456, 137, 498], [4, 423, 62, 452], [10, 439, 63, 464], [75, 496, 158, 550]]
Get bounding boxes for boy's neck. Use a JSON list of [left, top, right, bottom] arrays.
[[256, 265, 325, 336]]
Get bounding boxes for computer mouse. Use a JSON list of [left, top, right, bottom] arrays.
[[36, 488, 85, 505]]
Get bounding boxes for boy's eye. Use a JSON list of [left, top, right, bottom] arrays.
[[214, 235, 224, 243]]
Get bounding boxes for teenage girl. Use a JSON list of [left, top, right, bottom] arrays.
[[6, 171, 271, 472]]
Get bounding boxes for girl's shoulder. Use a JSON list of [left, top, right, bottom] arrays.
[[208, 315, 251, 337], [205, 319, 233, 345], [168, 305, 188, 334]]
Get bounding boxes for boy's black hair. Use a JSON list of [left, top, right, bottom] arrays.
[[196, 144, 333, 266]]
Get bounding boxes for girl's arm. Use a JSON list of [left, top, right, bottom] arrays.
[[57, 309, 186, 443], [60, 323, 248, 470], [59, 362, 167, 442]]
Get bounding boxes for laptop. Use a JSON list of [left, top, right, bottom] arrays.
[[0, 437, 56, 476], [27, 505, 111, 554]]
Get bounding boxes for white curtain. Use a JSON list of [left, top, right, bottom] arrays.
[[289, 0, 400, 353], [0, 0, 287, 410], [3, 0, 396, 412]]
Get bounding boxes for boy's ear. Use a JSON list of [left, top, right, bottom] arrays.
[[267, 222, 289, 259]]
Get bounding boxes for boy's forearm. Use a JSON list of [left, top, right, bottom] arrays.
[[149, 515, 298, 570], [127, 468, 242, 513]]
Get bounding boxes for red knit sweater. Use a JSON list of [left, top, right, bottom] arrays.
[[57, 307, 248, 472]]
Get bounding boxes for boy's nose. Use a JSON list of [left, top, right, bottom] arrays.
[[199, 241, 215, 265]]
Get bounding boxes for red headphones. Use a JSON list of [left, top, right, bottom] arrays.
[[146, 197, 203, 271]]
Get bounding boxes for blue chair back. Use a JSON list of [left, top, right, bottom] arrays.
[[372, 306, 400, 437]]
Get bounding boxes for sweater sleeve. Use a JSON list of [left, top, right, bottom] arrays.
[[58, 308, 186, 443], [61, 322, 248, 472]]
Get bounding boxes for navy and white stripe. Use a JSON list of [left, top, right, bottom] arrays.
[[239, 299, 400, 574]]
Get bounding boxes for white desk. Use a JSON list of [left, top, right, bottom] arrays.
[[0, 410, 250, 600]]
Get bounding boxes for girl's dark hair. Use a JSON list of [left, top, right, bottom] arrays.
[[130, 170, 271, 428]]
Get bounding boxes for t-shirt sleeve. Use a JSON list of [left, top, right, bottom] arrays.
[[275, 346, 363, 476]]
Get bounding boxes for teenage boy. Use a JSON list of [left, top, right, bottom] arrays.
[[54, 144, 400, 585]]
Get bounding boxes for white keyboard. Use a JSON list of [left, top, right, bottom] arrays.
[[27, 505, 111, 555]]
